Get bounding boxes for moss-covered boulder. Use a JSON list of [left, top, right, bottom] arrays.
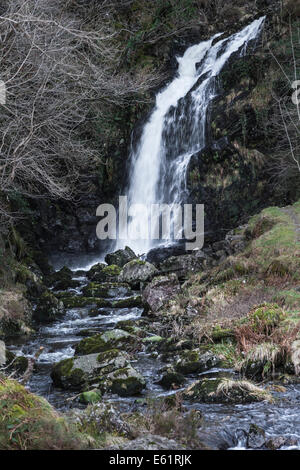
[[157, 367, 186, 389], [182, 378, 273, 404], [159, 253, 207, 279], [79, 389, 102, 404], [5, 350, 29, 375], [0, 376, 91, 449], [100, 365, 146, 397], [74, 329, 138, 356], [175, 350, 222, 375], [45, 266, 80, 291], [0, 289, 33, 338], [142, 273, 181, 313], [61, 296, 111, 309], [51, 349, 130, 390], [246, 303, 286, 333], [105, 246, 137, 268], [33, 290, 65, 323], [87, 263, 121, 282], [118, 259, 158, 287], [111, 295, 144, 309], [240, 343, 287, 380], [82, 282, 132, 298]]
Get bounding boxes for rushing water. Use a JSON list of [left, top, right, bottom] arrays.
[[118, 17, 265, 255]]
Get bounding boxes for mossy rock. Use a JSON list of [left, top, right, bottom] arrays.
[[100, 365, 146, 397], [244, 303, 286, 333], [86, 263, 121, 282], [82, 282, 132, 298], [79, 389, 102, 404], [0, 376, 91, 449], [61, 296, 111, 309], [45, 266, 74, 290], [105, 246, 136, 267], [5, 350, 29, 375], [118, 259, 158, 287], [74, 329, 138, 356], [157, 367, 186, 389], [175, 350, 221, 375], [182, 378, 273, 404], [111, 296, 144, 309], [33, 290, 64, 323]]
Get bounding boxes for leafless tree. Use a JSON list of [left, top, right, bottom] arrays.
[[0, 0, 162, 231]]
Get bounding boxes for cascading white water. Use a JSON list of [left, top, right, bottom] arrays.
[[119, 17, 265, 255]]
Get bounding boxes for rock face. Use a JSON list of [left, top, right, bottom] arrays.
[[74, 329, 138, 356], [118, 260, 158, 287], [142, 274, 181, 313], [105, 246, 137, 268]]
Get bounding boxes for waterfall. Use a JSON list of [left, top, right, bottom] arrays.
[[118, 17, 265, 255]]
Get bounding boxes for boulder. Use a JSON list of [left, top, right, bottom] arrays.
[[142, 274, 181, 313], [101, 365, 146, 397], [74, 329, 138, 356], [79, 389, 102, 404], [81, 282, 132, 299], [157, 366, 186, 389], [87, 263, 121, 282], [105, 246, 137, 268], [246, 424, 266, 449], [33, 290, 65, 323], [61, 296, 111, 309], [45, 266, 80, 291], [182, 378, 273, 404], [110, 296, 144, 309], [51, 349, 130, 390], [159, 252, 208, 279], [118, 260, 158, 287], [175, 350, 221, 375]]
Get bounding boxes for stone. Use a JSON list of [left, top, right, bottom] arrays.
[[101, 365, 146, 397], [0, 340, 6, 366], [82, 282, 132, 299], [109, 434, 184, 450], [246, 424, 266, 449], [87, 264, 121, 282], [79, 389, 102, 404], [74, 329, 138, 356], [175, 349, 221, 375], [142, 274, 181, 313], [51, 349, 130, 390], [33, 290, 65, 323], [159, 252, 207, 279], [118, 260, 158, 287], [105, 246, 137, 268]]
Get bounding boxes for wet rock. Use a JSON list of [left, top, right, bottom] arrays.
[[111, 296, 144, 309], [51, 349, 130, 390], [142, 274, 181, 313], [33, 290, 64, 323], [105, 246, 137, 268], [175, 350, 221, 375], [61, 296, 111, 309], [265, 436, 299, 450], [146, 244, 187, 265], [87, 263, 121, 282], [101, 365, 146, 397], [159, 252, 208, 279], [291, 340, 300, 375], [118, 260, 158, 288], [157, 366, 186, 389], [79, 389, 102, 404], [5, 350, 29, 375], [110, 434, 184, 450], [45, 266, 79, 291], [246, 424, 266, 449], [82, 282, 132, 298], [74, 329, 138, 355], [183, 378, 273, 404], [0, 340, 5, 366]]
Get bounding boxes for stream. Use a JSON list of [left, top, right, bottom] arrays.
[[6, 267, 300, 450]]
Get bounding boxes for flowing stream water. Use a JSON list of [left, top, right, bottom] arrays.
[[7, 18, 300, 449]]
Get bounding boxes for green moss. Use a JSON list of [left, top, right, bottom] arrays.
[[79, 390, 102, 404], [75, 329, 137, 355], [111, 296, 143, 309], [0, 376, 92, 449], [61, 297, 111, 309]]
